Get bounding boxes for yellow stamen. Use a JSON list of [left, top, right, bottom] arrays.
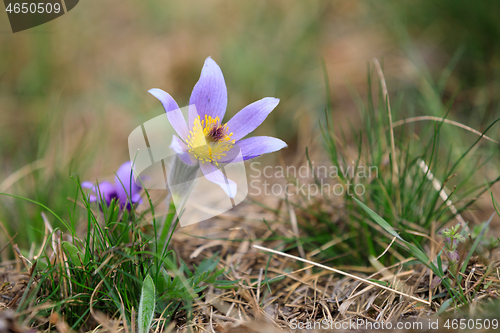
[[186, 115, 235, 165]]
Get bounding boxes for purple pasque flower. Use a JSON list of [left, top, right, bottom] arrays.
[[82, 161, 142, 209], [149, 57, 287, 198]]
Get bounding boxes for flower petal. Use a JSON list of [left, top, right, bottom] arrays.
[[219, 136, 287, 163], [199, 162, 237, 198], [93, 181, 116, 204], [81, 181, 94, 189], [131, 193, 142, 204], [170, 135, 196, 165], [149, 88, 189, 140], [115, 162, 142, 204], [189, 57, 227, 122], [226, 97, 279, 141]]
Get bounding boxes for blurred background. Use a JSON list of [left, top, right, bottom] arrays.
[[1, 0, 499, 248]]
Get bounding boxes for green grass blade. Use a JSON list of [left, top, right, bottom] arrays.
[[0, 192, 70, 230], [353, 197, 403, 241], [436, 298, 454, 315], [353, 197, 443, 277]]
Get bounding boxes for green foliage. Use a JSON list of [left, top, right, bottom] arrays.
[[9, 183, 236, 330], [303, 61, 500, 268], [255, 61, 500, 311], [382, 0, 500, 80], [61, 241, 83, 266], [138, 275, 156, 333]]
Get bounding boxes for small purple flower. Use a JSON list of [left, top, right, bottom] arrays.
[[82, 161, 142, 209], [149, 57, 287, 198], [446, 250, 459, 263], [444, 237, 459, 247]]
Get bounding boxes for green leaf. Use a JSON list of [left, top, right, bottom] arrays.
[[367, 279, 390, 287], [437, 251, 444, 275], [61, 241, 83, 266], [352, 197, 403, 241], [195, 257, 219, 276], [138, 274, 156, 333], [406, 242, 431, 267], [214, 279, 240, 289], [436, 298, 454, 315]]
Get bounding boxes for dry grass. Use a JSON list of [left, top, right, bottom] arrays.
[[3, 196, 498, 332], [169, 203, 500, 332]]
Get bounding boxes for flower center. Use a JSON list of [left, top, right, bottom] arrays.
[[186, 115, 235, 165]]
